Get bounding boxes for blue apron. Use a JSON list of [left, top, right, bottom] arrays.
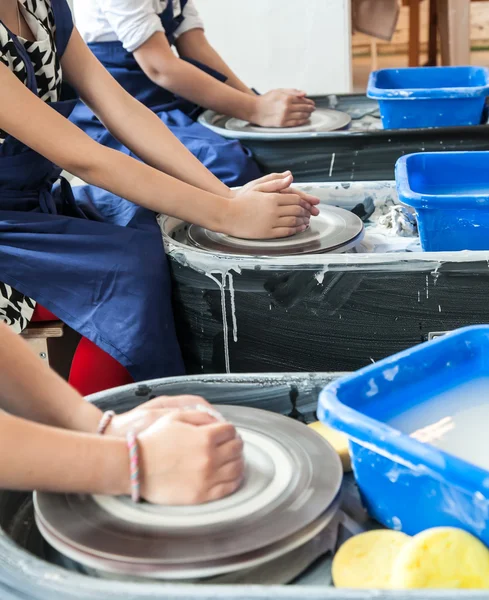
[[69, 0, 261, 187], [0, 0, 184, 382]]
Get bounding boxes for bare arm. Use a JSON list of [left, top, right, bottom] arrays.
[[0, 34, 310, 238], [0, 322, 202, 439], [134, 31, 257, 120], [0, 322, 103, 432], [0, 324, 243, 502], [0, 316, 126, 496], [64, 29, 232, 199], [0, 59, 231, 231], [132, 32, 315, 127], [0, 323, 127, 493], [0, 412, 129, 494], [175, 28, 254, 95]]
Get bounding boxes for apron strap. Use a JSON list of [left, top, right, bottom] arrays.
[[161, 0, 187, 46], [50, 0, 74, 58], [9, 35, 37, 93]]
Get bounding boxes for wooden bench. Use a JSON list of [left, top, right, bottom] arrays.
[[21, 321, 65, 367]]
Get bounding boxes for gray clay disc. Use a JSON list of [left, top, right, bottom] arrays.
[[34, 406, 342, 566], [224, 109, 351, 135], [35, 499, 339, 580], [186, 206, 364, 256]]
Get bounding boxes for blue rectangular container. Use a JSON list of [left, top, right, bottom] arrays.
[[318, 325, 489, 544], [396, 151, 489, 251], [367, 66, 489, 129]]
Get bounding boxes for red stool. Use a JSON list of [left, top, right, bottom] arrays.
[[31, 305, 58, 323], [32, 305, 133, 396]]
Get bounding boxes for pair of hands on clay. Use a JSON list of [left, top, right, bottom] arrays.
[[224, 171, 320, 240], [250, 89, 316, 128], [0, 322, 240, 506], [105, 396, 244, 506]]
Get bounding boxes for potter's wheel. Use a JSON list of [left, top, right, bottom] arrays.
[[34, 406, 342, 580], [36, 501, 339, 580], [223, 109, 351, 135], [187, 206, 364, 256]]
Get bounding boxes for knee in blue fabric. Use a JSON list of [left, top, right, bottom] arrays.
[[70, 183, 158, 230]]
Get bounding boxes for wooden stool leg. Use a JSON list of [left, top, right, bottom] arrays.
[[21, 322, 64, 368], [409, 0, 421, 67], [437, 0, 471, 65], [427, 0, 438, 65], [27, 338, 49, 364], [370, 39, 378, 72]]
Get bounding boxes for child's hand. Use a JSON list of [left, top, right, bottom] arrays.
[[234, 172, 320, 217], [138, 410, 244, 505], [223, 187, 311, 239], [106, 395, 214, 437], [250, 89, 315, 128]]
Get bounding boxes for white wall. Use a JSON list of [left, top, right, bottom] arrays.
[[69, 0, 352, 95], [194, 0, 352, 95]]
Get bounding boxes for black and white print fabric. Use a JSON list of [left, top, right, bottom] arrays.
[[0, 1, 62, 329], [0, 285, 36, 333], [0, 0, 62, 143]]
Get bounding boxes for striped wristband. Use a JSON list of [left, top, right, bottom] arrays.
[[127, 431, 141, 503], [97, 410, 115, 435]]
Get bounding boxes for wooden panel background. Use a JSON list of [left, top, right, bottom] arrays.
[[353, 1, 489, 55]]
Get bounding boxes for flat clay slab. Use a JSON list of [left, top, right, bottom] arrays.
[[224, 108, 351, 135]]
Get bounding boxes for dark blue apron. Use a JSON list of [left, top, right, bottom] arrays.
[[0, 0, 184, 382], [69, 0, 260, 186]]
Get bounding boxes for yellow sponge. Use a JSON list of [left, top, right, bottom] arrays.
[[332, 530, 410, 589], [308, 421, 351, 472], [391, 527, 489, 589]]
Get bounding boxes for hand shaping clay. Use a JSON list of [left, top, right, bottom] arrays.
[[332, 530, 410, 589], [308, 421, 351, 472], [391, 527, 489, 589]]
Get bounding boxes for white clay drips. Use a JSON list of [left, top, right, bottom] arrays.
[[205, 270, 239, 373]]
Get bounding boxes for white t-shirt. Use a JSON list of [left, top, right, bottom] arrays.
[[73, 0, 204, 53]]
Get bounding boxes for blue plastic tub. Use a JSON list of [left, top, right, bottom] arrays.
[[396, 151, 489, 251], [318, 325, 489, 544], [367, 66, 489, 129]]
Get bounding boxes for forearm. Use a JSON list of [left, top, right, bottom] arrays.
[[92, 90, 233, 197], [175, 30, 255, 95], [0, 323, 102, 432], [0, 412, 129, 495], [83, 145, 229, 230], [0, 62, 230, 230], [63, 29, 232, 198], [132, 32, 257, 120], [149, 58, 256, 118]]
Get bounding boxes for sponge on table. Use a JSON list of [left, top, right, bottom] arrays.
[[391, 527, 489, 589], [332, 530, 410, 589], [308, 421, 351, 472]]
